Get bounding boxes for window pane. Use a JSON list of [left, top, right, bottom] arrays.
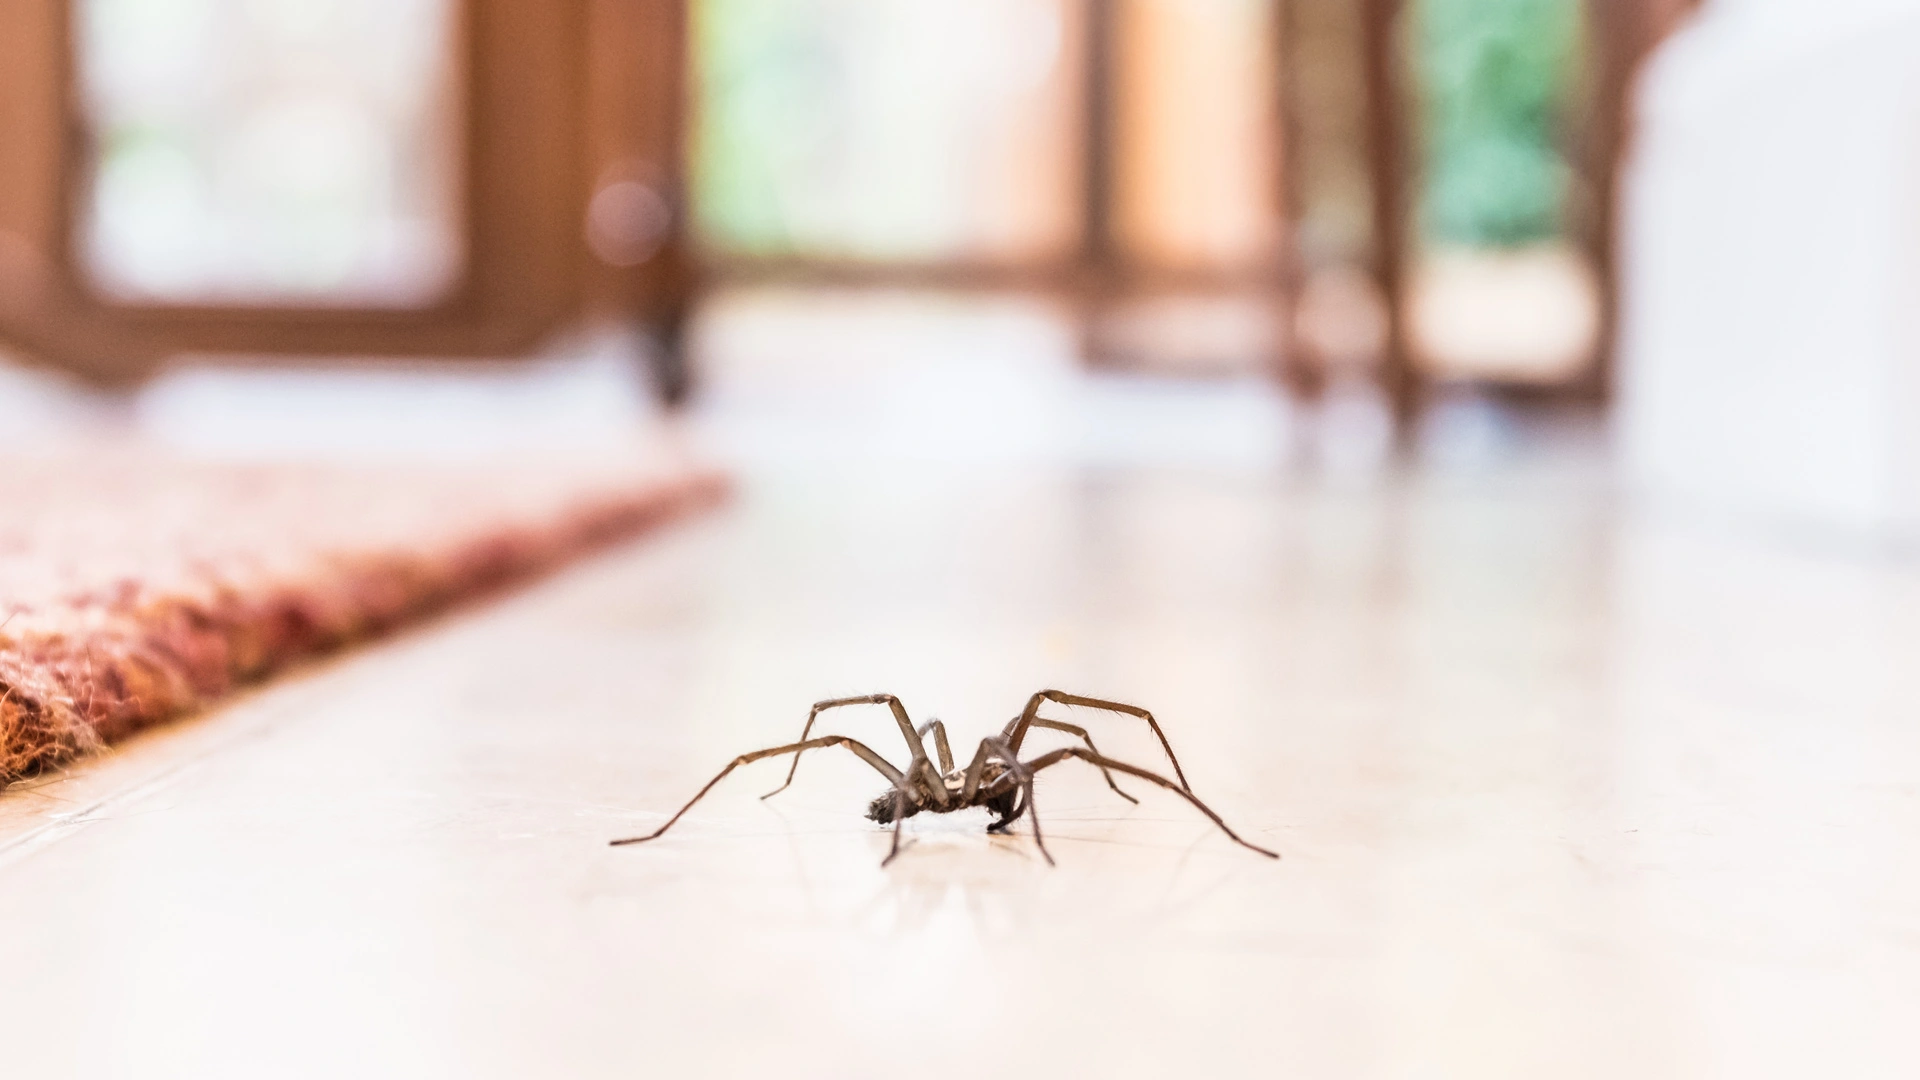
[[1405, 0, 1601, 382], [693, 0, 1080, 263], [75, 0, 463, 307]]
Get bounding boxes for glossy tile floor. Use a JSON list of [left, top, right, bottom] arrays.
[[3, 300, 1918, 1077]]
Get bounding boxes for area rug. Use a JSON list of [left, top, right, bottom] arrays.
[[0, 449, 725, 782]]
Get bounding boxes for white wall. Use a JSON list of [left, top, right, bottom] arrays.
[[1616, 0, 1920, 540]]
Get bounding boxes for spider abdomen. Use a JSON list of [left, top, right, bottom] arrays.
[[865, 790, 918, 824]]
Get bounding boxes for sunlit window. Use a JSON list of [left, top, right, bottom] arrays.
[[693, 0, 1080, 263], [75, 0, 464, 307]]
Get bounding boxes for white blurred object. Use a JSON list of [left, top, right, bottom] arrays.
[[1308, 375, 1395, 480], [689, 288, 1081, 467], [1419, 385, 1520, 469], [135, 327, 662, 463], [1092, 293, 1281, 376], [1409, 244, 1600, 384], [0, 351, 120, 446], [1073, 372, 1294, 470], [1617, 0, 1920, 540], [688, 287, 1293, 472]]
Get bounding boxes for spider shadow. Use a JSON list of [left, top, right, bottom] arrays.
[[850, 797, 1258, 940]]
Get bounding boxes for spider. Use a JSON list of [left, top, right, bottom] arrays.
[[610, 690, 1279, 866]]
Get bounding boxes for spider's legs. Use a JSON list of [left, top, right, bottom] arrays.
[[956, 736, 1043, 862], [877, 753, 969, 868], [881, 786, 911, 867], [957, 734, 1022, 808], [958, 738, 994, 803], [916, 720, 954, 773], [611, 736, 904, 846], [974, 737, 1051, 864], [982, 785, 1026, 833], [1022, 774, 1051, 865], [762, 694, 938, 802], [1019, 747, 1278, 859], [1005, 690, 1192, 791], [1016, 718, 1138, 804]]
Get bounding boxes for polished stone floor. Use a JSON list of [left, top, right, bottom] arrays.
[[3, 293, 1916, 1077], [3, 435, 1917, 1077]]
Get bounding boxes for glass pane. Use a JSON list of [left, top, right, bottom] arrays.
[[75, 0, 464, 307], [1405, 0, 1600, 382], [693, 0, 1080, 263]]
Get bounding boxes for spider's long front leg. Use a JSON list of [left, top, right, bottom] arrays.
[[1019, 747, 1278, 859], [611, 735, 905, 846], [760, 694, 943, 805], [1005, 690, 1193, 791]]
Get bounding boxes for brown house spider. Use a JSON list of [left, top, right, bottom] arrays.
[[610, 690, 1279, 866]]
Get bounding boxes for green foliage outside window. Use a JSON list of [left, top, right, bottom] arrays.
[[692, 0, 833, 254], [1414, 0, 1585, 248]]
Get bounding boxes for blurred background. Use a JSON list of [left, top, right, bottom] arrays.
[[3, 0, 1918, 537], [12, 8, 1920, 1072]]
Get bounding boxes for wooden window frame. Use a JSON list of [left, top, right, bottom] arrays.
[[0, 0, 593, 381], [689, 0, 1100, 298], [687, 0, 1294, 374], [1352, 0, 1702, 420]]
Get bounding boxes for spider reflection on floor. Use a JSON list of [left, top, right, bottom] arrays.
[[610, 690, 1279, 866]]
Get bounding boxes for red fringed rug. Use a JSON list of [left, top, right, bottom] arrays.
[[0, 450, 725, 781]]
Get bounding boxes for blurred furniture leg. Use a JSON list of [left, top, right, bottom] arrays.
[[1359, 0, 1415, 435], [585, 0, 698, 406], [633, 0, 698, 407]]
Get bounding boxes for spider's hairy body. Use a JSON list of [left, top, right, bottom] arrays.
[[610, 690, 1279, 866], [863, 762, 1021, 826]]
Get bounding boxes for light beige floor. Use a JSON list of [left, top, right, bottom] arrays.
[[3, 445, 1918, 1078]]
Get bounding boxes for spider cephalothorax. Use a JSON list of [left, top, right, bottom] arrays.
[[611, 690, 1279, 866]]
